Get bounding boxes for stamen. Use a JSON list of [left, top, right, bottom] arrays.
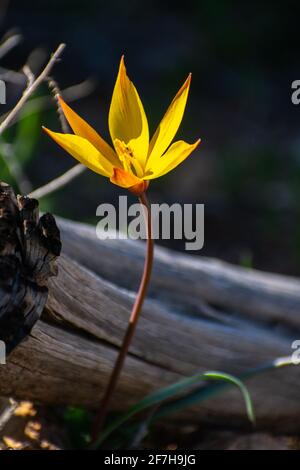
[[114, 139, 143, 177]]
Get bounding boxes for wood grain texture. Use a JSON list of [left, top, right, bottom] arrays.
[[1, 213, 300, 431]]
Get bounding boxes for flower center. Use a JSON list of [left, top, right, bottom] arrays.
[[114, 139, 143, 177]]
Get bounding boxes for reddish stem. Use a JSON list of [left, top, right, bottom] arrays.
[[91, 191, 154, 444]]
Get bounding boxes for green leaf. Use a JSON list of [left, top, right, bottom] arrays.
[[92, 370, 254, 448], [155, 371, 254, 424], [92, 355, 296, 449], [155, 356, 295, 422]]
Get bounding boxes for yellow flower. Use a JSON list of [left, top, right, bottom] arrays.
[[43, 56, 200, 195]]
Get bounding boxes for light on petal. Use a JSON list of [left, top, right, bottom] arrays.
[[109, 56, 149, 167], [58, 96, 121, 168], [147, 74, 192, 167], [145, 139, 201, 180], [43, 127, 113, 177]]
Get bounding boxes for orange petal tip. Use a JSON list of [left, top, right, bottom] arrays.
[[185, 73, 192, 85]]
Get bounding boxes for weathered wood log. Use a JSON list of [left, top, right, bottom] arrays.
[[0, 183, 61, 353], [1, 185, 300, 432]]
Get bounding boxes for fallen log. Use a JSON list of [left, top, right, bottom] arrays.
[[1, 186, 300, 432]]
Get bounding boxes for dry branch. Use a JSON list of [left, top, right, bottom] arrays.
[[29, 164, 85, 200], [0, 43, 65, 134], [1, 187, 300, 432]]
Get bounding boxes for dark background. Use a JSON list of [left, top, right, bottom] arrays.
[[1, 0, 300, 275]]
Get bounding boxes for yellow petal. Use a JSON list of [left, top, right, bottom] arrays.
[[145, 139, 200, 180], [147, 74, 191, 167], [109, 56, 149, 167], [43, 127, 113, 177], [110, 167, 148, 195], [58, 96, 121, 168]]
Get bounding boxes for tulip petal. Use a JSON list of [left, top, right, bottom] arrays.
[[147, 74, 191, 166], [109, 56, 149, 167], [110, 167, 148, 195], [145, 139, 200, 180], [110, 167, 142, 187], [58, 96, 121, 168], [43, 127, 113, 177]]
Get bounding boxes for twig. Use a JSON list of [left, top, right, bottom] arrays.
[[0, 66, 25, 85], [0, 79, 95, 125], [0, 33, 22, 60], [55, 79, 95, 102], [0, 43, 66, 135], [47, 77, 70, 133], [27, 77, 95, 199], [29, 163, 85, 199], [22, 64, 35, 88], [0, 398, 17, 432]]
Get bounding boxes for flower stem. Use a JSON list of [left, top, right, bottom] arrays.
[[91, 191, 154, 444]]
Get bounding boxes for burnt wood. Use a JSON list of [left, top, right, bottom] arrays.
[[0, 182, 61, 353]]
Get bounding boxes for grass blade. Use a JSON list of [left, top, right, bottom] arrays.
[[93, 370, 253, 448]]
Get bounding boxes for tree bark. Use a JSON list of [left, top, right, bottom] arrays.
[[1, 186, 300, 432]]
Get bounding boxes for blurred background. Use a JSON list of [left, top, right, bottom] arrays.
[[1, 0, 299, 275]]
